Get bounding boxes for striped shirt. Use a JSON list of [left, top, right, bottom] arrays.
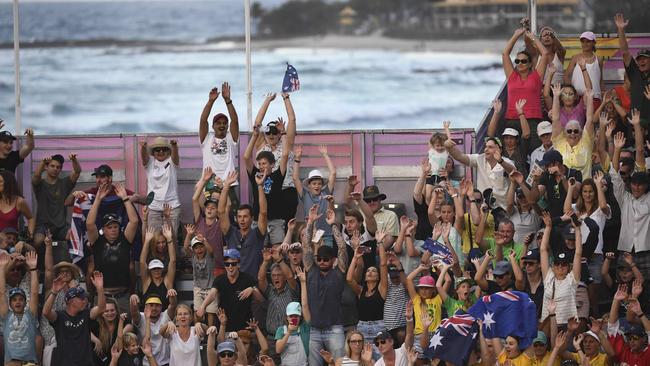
[[264, 282, 299, 335], [383, 280, 409, 331]]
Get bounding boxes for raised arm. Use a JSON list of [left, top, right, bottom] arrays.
[[19, 128, 34, 160], [319, 145, 337, 193], [163, 224, 176, 288], [444, 134, 470, 166], [630, 109, 646, 165], [243, 126, 260, 174], [406, 264, 428, 299], [570, 220, 582, 281], [292, 145, 303, 197], [222, 82, 239, 142], [89, 271, 106, 320], [69, 153, 81, 183], [540, 212, 552, 279], [26, 252, 39, 315], [0, 255, 10, 317], [255, 172, 269, 235], [346, 249, 363, 296], [486, 100, 503, 138], [140, 141, 150, 167], [509, 250, 525, 290], [474, 253, 492, 291], [86, 184, 110, 245], [583, 89, 595, 138], [258, 248, 271, 293], [543, 64, 557, 110], [296, 267, 310, 322], [550, 83, 563, 138], [611, 131, 626, 174], [31, 157, 47, 187], [516, 99, 531, 138], [413, 158, 430, 204], [302, 206, 319, 273], [503, 28, 526, 78], [199, 88, 219, 143], [614, 13, 631, 67], [330, 210, 349, 273], [193, 167, 212, 222], [114, 183, 139, 243], [218, 171, 238, 234], [435, 263, 452, 302], [282, 93, 296, 148], [170, 139, 179, 166], [526, 31, 549, 76]]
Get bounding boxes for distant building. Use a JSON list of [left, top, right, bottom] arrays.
[[431, 0, 593, 33]]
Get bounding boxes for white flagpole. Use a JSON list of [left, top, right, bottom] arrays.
[[13, 0, 22, 133], [244, 0, 252, 129]]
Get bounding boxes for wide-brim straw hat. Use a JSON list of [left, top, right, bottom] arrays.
[[148, 137, 172, 155], [53, 262, 81, 279]]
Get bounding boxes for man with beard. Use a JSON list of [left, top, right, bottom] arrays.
[[130, 293, 177, 366]]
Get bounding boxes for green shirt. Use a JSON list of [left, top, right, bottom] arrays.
[[443, 295, 477, 317], [485, 237, 525, 263]]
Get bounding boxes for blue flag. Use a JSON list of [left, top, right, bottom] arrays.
[[467, 291, 538, 348], [422, 238, 454, 265], [282, 63, 300, 93], [424, 311, 478, 365]]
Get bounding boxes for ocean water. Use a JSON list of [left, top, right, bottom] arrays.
[[0, 1, 503, 134]]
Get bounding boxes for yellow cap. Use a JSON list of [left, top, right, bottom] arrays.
[[145, 296, 162, 305]]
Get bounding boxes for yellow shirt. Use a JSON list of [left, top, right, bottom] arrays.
[[461, 212, 495, 255], [497, 350, 533, 366], [569, 352, 609, 366], [531, 352, 560, 366], [413, 295, 442, 335], [552, 132, 594, 178]]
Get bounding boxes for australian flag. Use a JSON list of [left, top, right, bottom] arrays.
[[424, 311, 478, 365], [467, 291, 538, 349], [282, 63, 300, 93], [422, 238, 454, 265]]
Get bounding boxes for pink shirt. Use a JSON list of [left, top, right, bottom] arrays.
[[506, 71, 543, 120], [559, 98, 586, 128]]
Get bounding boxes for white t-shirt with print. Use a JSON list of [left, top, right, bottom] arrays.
[[201, 131, 238, 185]]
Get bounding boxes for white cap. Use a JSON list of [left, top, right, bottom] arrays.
[[502, 128, 519, 137], [580, 31, 596, 41], [537, 121, 553, 136], [148, 259, 164, 270], [307, 169, 324, 181], [191, 237, 204, 247]]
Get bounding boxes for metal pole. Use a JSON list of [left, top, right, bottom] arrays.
[[529, 0, 538, 34], [12, 0, 21, 133], [244, 0, 252, 129]]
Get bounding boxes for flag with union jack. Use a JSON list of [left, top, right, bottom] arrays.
[[468, 291, 538, 348], [68, 193, 94, 263], [424, 311, 478, 365], [422, 238, 454, 265], [282, 63, 300, 93]]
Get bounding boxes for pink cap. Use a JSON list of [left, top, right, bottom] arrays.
[[580, 31, 596, 41], [416, 275, 436, 288]]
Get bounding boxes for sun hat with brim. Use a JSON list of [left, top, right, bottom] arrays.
[[580, 31, 596, 41], [148, 137, 172, 155], [416, 275, 435, 288], [305, 169, 327, 185], [286, 301, 302, 316], [362, 185, 387, 201], [53, 262, 81, 279], [533, 331, 548, 345], [217, 341, 236, 354], [148, 259, 164, 270]]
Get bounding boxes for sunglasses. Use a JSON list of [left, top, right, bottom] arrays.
[[553, 261, 569, 267], [627, 334, 643, 341], [224, 262, 239, 267], [523, 261, 538, 267], [566, 129, 580, 135], [316, 256, 331, 263], [514, 59, 529, 64], [153, 148, 169, 153], [494, 274, 508, 279], [219, 351, 235, 358], [349, 339, 364, 344], [363, 197, 380, 203], [375, 339, 389, 346]]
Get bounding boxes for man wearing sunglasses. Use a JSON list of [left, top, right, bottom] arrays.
[[528, 149, 582, 219], [345, 177, 397, 249], [516, 248, 544, 318], [607, 286, 650, 364]]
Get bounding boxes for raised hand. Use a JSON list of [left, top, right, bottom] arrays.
[[349, 192, 362, 202], [548, 298, 557, 315], [614, 13, 629, 30], [90, 271, 104, 289], [319, 350, 334, 365], [130, 294, 140, 307], [24, 128, 34, 138], [325, 209, 336, 226], [184, 224, 195, 237], [407, 347, 419, 364], [221, 82, 231, 100], [613, 131, 626, 149], [573, 333, 584, 350], [593, 171, 604, 186], [510, 170, 524, 185], [308, 204, 322, 223], [295, 266, 306, 282], [554, 331, 567, 350], [629, 108, 641, 126], [96, 183, 111, 201], [547, 63, 557, 75], [632, 278, 643, 298], [238, 286, 254, 300], [217, 308, 227, 324], [420, 158, 432, 177], [25, 251, 37, 270], [254, 172, 266, 187], [201, 166, 214, 182], [141, 339, 154, 357], [162, 203, 171, 219], [347, 175, 359, 189], [224, 170, 238, 186], [589, 316, 604, 334], [577, 55, 587, 69], [405, 299, 414, 319], [614, 284, 628, 302], [162, 223, 173, 241], [644, 85, 650, 101], [264, 93, 276, 102], [111, 345, 123, 360], [515, 99, 527, 115], [375, 229, 388, 244], [551, 83, 562, 97], [350, 230, 361, 250], [206, 326, 217, 336], [584, 89, 594, 101], [209, 87, 220, 101], [113, 183, 127, 199], [361, 343, 373, 363], [492, 99, 502, 114], [166, 288, 177, 298], [0, 254, 9, 269], [318, 144, 328, 156]]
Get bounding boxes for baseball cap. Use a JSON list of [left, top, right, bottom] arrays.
[[223, 248, 241, 260], [454, 277, 474, 288], [148, 259, 164, 270], [204, 198, 219, 207], [554, 252, 572, 264], [539, 150, 563, 166], [502, 128, 519, 137], [217, 341, 236, 354], [65, 287, 87, 302], [91, 164, 113, 177], [8, 287, 25, 299], [0, 131, 17, 141], [583, 330, 601, 344], [522, 248, 541, 262], [212, 113, 228, 123], [316, 245, 336, 259], [580, 31, 596, 41], [145, 295, 162, 305], [374, 330, 393, 342], [101, 213, 120, 227], [562, 225, 576, 241], [416, 275, 435, 288], [624, 323, 646, 337], [537, 121, 553, 136], [191, 237, 205, 247], [533, 331, 548, 345], [492, 261, 512, 276], [286, 302, 302, 316], [637, 49, 650, 59]]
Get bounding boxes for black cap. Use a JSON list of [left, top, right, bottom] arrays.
[[92, 164, 113, 177], [624, 323, 646, 337], [204, 198, 219, 207], [554, 252, 572, 263], [539, 150, 563, 166], [362, 185, 387, 201], [637, 49, 650, 59], [374, 330, 393, 342], [316, 245, 336, 259], [0, 131, 17, 141], [630, 171, 649, 185], [562, 225, 576, 241], [522, 248, 540, 262], [101, 213, 120, 227]]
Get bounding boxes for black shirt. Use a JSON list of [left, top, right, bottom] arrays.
[[92, 233, 132, 288], [413, 198, 433, 241], [0, 151, 23, 173], [539, 167, 582, 218], [52, 308, 93, 366], [211, 272, 256, 332], [248, 167, 286, 221], [626, 60, 650, 122]]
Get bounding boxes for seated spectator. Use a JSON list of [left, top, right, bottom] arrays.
[[607, 286, 650, 364], [91, 298, 133, 366], [529, 120, 554, 169], [428, 183, 465, 266], [109, 313, 155, 366], [274, 290, 310, 366], [0, 171, 34, 238], [182, 226, 216, 326], [160, 304, 205, 366], [475, 256, 515, 295], [293, 144, 336, 246], [87, 183, 139, 313], [436, 262, 476, 316], [0, 129, 34, 173], [344, 177, 398, 249], [476, 215, 525, 263], [492, 335, 533, 365], [340, 183, 378, 271], [140, 137, 181, 236], [517, 248, 544, 318], [130, 293, 177, 366], [375, 328, 417, 366], [32, 154, 81, 248], [550, 83, 595, 178], [141, 220, 174, 269], [320, 330, 372, 366]]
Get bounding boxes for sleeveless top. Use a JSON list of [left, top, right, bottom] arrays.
[[144, 280, 168, 309], [544, 53, 564, 85], [0, 206, 19, 232], [506, 71, 543, 119], [169, 327, 201, 366], [571, 57, 602, 99], [357, 286, 385, 321]]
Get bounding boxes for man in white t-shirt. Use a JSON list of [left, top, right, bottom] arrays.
[[374, 330, 410, 366], [199, 82, 240, 208], [130, 294, 177, 366]]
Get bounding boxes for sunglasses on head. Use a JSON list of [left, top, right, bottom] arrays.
[[514, 58, 529, 64], [316, 256, 330, 263], [566, 129, 580, 135], [219, 351, 235, 358], [224, 262, 239, 267]]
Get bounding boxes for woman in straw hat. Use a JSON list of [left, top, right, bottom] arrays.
[[139, 136, 181, 237]]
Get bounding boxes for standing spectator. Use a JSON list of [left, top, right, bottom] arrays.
[[615, 13, 650, 123], [411, 159, 434, 259], [183, 226, 217, 326], [543, 71, 589, 128], [86, 183, 139, 313], [43, 271, 106, 366], [345, 181, 398, 249], [193, 168, 226, 277], [487, 99, 530, 175], [383, 254, 409, 347], [502, 27, 548, 148], [197, 249, 264, 332], [320, 330, 372, 366], [424, 130, 449, 202], [607, 286, 650, 364], [0, 252, 38, 365], [140, 225, 176, 310], [436, 262, 476, 316], [0, 171, 34, 238], [32, 154, 81, 249], [130, 293, 177, 366], [0, 129, 34, 173], [565, 32, 604, 102], [293, 144, 336, 246], [405, 264, 442, 356], [528, 25, 565, 85], [517, 248, 544, 318], [220, 171, 267, 278], [199, 83, 240, 210], [91, 298, 133, 366], [274, 267, 310, 366], [474, 256, 516, 295], [342, 176, 379, 271], [140, 137, 181, 236], [160, 304, 205, 366], [302, 206, 348, 366], [427, 183, 465, 266], [476, 216, 525, 263]]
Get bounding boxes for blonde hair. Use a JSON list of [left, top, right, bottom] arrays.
[[345, 330, 365, 358], [98, 299, 118, 355], [429, 132, 446, 147], [123, 332, 138, 349]]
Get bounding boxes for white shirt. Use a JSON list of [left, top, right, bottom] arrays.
[[610, 167, 650, 253], [571, 58, 602, 99], [573, 204, 611, 254], [169, 327, 201, 366], [137, 311, 171, 366], [509, 206, 541, 245], [468, 154, 514, 210], [375, 342, 408, 366], [201, 131, 238, 185], [146, 156, 180, 211]]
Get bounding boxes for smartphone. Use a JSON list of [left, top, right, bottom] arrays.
[[570, 213, 582, 226], [312, 229, 325, 243], [359, 246, 372, 254], [289, 318, 298, 326]]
